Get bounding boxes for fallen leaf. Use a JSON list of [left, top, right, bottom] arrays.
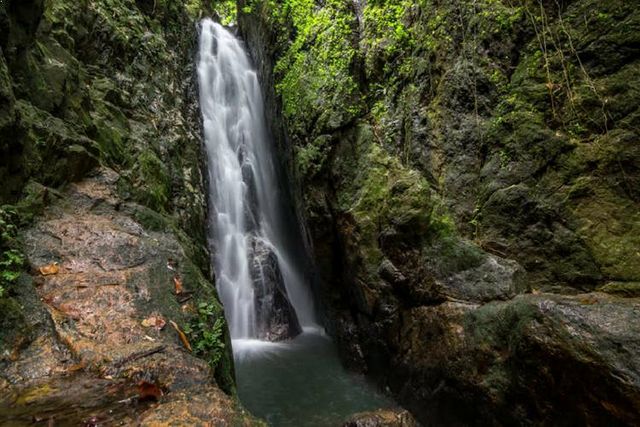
[[65, 362, 86, 373], [141, 316, 166, 330], [173, 276, 183, 295], [39, 263, 60, 276], [169, 320, 192, 352], [136, 381, 163, 401], [580, 296, 598, 305]]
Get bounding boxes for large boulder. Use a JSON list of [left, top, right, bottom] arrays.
[[0, 169, 259, 425], [249, 236, 302, 341], [391, 293, 640, 425]]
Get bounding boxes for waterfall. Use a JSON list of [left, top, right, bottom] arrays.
[[197, 19, 316, 342]]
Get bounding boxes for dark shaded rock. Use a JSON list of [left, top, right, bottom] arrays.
[[249, 237, 302, 341], [479, 183, 603, 290], [437, 253, 526, 303], [378, 259, 407, 287], [241, 160, 260, 233], [391, 293, 640, 425]]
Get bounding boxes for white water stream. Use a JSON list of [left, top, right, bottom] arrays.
[[197, 19, 395, 426], [197, 19, 315, 343]]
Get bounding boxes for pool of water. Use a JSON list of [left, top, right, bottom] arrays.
[[234, 332, 396, 426]]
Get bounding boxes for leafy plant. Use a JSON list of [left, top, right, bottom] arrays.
[[0, 208, 24, 299], [183, 302, 226, 370]]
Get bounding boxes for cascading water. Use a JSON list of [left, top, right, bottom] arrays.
[[198, 19, 315, 342], [197, 19, 394, 426]]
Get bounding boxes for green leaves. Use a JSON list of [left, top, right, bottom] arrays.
[[186, 301, 227, 371], [0, 207, 24, 298], [270, 0, 362, 135]]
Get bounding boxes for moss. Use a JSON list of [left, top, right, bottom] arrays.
[[571, 186, 640, 281], [597, 281, 640, 298], [346, 139, 431, 236], [260, 0, 362, 137], [295, 135, 331, 178], [0, 206, 29, 357], [12, 100, 99, 189], [0, 52, 14, 131], [132, 205, 173, 231], [0, 295, 29, 356], [133, 149, 170, 212], [11, 181, 50, 224]]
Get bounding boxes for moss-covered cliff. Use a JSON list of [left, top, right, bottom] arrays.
[[238, 0, 640, 424], [0, 0, 260, 423]]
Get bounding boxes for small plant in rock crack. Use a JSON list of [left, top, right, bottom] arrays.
[[0, 208, 24, 298], [183, 302, 226, 371]]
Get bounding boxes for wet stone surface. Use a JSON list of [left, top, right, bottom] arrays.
[[0, 168, 261, 426]]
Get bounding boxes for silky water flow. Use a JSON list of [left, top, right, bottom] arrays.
[[197, 19, 394, 426]]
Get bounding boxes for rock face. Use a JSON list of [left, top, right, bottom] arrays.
[[249, 237, 302, 341], [393, 294, 640, 425], [0, 0, 260, 424], [0, 169, 261, 425], [238, 0, 640, 424]]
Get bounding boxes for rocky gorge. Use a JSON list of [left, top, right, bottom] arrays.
[[237, 0, 640, 425], [0, 0, 639, 425]]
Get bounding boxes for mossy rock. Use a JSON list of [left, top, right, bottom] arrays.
[[598, 281, 640, 298]]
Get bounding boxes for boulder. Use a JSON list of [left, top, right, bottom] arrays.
[[1, 169, 259, 425], [249, 236, 302, 341], [391, 293, 640, 425]]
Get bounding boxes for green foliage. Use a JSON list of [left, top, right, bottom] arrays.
[[0, 207, 24, 299], [361, 0, 412, 75], [134, 149, 170, 212], [184, 302, 227, 371], [265, 0, 362, 136], [185, 0, 237, 23], [213, 0, 237, 25], [295, 135, 331, 178]]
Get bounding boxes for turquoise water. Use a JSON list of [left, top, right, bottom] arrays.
[[234, 332, 396, 426]]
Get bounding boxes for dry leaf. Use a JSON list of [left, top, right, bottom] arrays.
[[141, 316, 166, 330], [169, 320, 192, 352], [39, 262, 60, 276], [173, 276, 183, 295], [580, 296, 598, 305], [136, 381, 163, 401], [65, 362, 86, 373]]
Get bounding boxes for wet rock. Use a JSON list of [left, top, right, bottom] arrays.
[[139, 387, 265, 426], [378, 259, 407, 287], [241, 161, 260, 233], [343, 409, 418, 427], [437, 253, 526, 303], [391, 293, 640, 425], [1, 169, 258, 425], [249, 237, 302, 341]]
